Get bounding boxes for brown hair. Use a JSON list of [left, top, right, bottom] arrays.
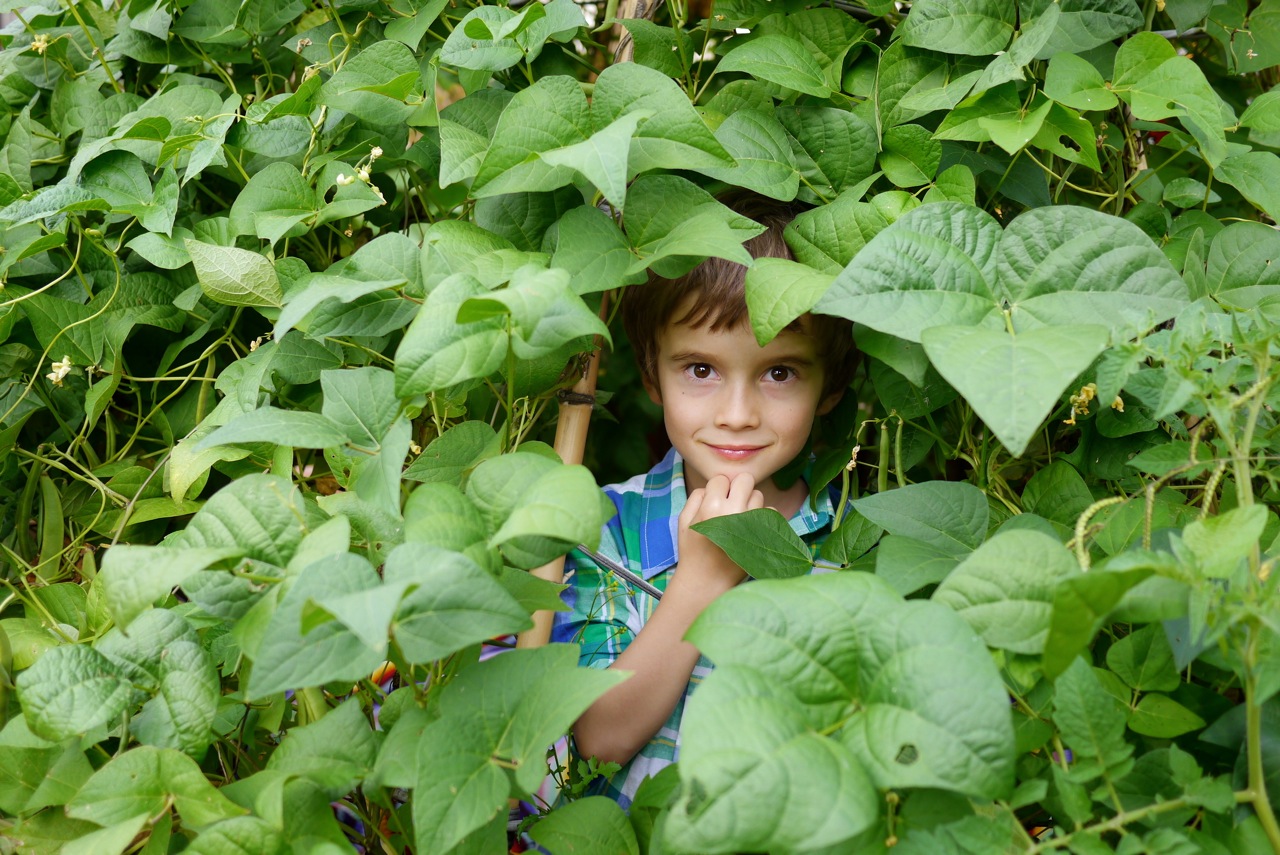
[[621, 192, 857, 398]]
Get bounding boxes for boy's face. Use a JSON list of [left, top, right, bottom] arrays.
[[645, 303, 842, 508]]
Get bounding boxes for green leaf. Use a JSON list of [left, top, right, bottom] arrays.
[[81, 150, 177, 234], [15, 645, 131, 741], [265, 698, 378, 797], [687, 573, 1015, 798], [818, 512, 883, 566], [776, 107, 878, 204], [384, 544, 531, 663], [186, 817, 287, 855], [547, 205, 641, 296], [320, 367, 402, 448], [0, 185, 109, 226], [897, 0, 1016, 55], [922, 324, 1109, 457], [818, 203, 1189, 345], [972, 3, 1059, 91], [853, 480, 989, 555], [1240, 89, 1280, 131], [880, 124, 941, 187], [440, 7, 524, 72], [719, 34, 832, 97], [1182, 505, 1267, 579], [473, 76, 590, 197], [783, 181, 886, 273], [1022, 0, 1142, 58], [395, 274, 509, 397], [246, 554, 386, 701], [538, 111, 648, 210], [1111, 32, 1229, 166], [665, 666, 879, 853], [184, 239, 283, 308], [530, 797, 639, 855], [198, 407, 348, 450], [403, 421, 500, 486], [1053, 657, 1135, 783], [591, 62, 733, 177], [1215, 152, 1280, 224], [1043, 565, 1154, 678], [744, 258, 835, 346], [980, 93, 1053, 155], [228, 162, 318, 244], [458, 265, 610, 359], [60, 814, 150, 855], [488, 462, 612, 555], [697, 109, 800, 201], [1205, 222, 1280, 309], [874, 534, 963, 596], [1106, 624, 1180, 693], [100, 546, 243, 630], [691, 508, 814, 579], [67, 746, 245, 829], [618, 18, 693, 78], [624, 174, 763, 276], [1128, 694, 1206, 738], [933, 529, 1080, 654], [1044, 52, 1119, 111], [413, 645, 625, 852], [274, 274, 406, 341]]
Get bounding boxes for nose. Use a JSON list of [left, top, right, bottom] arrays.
[[715, 381, 760, 430]]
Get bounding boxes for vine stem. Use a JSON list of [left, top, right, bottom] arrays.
[[1245, 625, 1280, 852], [1029, 791, 1252, 853]]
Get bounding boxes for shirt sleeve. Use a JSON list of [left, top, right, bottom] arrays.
[[550, 523, 639, 670]]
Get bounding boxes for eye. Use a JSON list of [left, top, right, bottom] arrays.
[[768, 366, 794, 382], [689, 363, 713, 379]]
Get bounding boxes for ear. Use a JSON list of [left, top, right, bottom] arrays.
[[643, 374, 663, 406], [817, 387, 844, 417]]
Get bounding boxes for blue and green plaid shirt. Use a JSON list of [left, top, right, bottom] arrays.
[[550, 448, 839, 809]]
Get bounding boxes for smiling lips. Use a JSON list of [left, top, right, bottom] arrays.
[[707, 444, 765, 460]]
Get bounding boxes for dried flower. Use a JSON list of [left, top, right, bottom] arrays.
[[31, 33, 50, 55], [296, 37, 312, 50], [370, 146, 383, 160]]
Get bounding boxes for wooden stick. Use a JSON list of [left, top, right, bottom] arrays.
[[517, 300, 608, 649], [516, 0, 654, 649]]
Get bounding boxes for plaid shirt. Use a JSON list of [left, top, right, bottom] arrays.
[[550, 448, 839, 809]]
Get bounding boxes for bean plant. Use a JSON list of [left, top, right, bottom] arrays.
[[1, 0, 1279, 852]]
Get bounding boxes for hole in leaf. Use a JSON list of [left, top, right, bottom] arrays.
[[895, 744, 919, 765], [1059, 134, 1080, 152]]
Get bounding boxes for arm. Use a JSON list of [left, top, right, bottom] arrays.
[[572, 472, 764, 766]]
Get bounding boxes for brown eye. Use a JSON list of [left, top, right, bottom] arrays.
[[769, 366, 793, 382], [691, 363, 712, 379]]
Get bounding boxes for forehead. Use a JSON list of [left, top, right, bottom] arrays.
[[658, 313, 822, 364]]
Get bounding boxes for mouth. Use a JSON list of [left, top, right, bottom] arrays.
[[707, 444, 764, 460]]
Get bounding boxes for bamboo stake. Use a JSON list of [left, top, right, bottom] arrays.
[[515, 0, 655, 649]]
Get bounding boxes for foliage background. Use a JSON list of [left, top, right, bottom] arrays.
[[2, 0, 1280, 853]]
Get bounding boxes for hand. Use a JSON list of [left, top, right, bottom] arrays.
[[676, 472, 765, 591]]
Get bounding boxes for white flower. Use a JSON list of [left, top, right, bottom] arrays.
[[357, 167, 370, 182], [47, 355, 72, 387], [336, 172, 356, 186], [370, 146, 383, 160]]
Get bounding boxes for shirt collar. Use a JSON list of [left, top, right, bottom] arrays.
[[638, 449, 837, 580]]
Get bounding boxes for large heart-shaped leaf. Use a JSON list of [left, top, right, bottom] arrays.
[[685, 573, 1015, 816], [921, 324, 1109, 456]]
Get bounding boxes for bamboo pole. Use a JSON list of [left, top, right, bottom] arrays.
[[515, 0, 656, 649]]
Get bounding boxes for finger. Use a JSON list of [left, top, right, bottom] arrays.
[[705, 473, 732, 499], [727, 472, 758, 505], [748, 490, 765, 511], [680, 488, 705, 527]]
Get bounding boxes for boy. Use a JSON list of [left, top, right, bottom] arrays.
[[550, 195, 857, 809]]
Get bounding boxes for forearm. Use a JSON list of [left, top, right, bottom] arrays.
[[572, 573, 732, 766]]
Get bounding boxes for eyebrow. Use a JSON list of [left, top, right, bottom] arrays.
[[665, 349, 817, 367]]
